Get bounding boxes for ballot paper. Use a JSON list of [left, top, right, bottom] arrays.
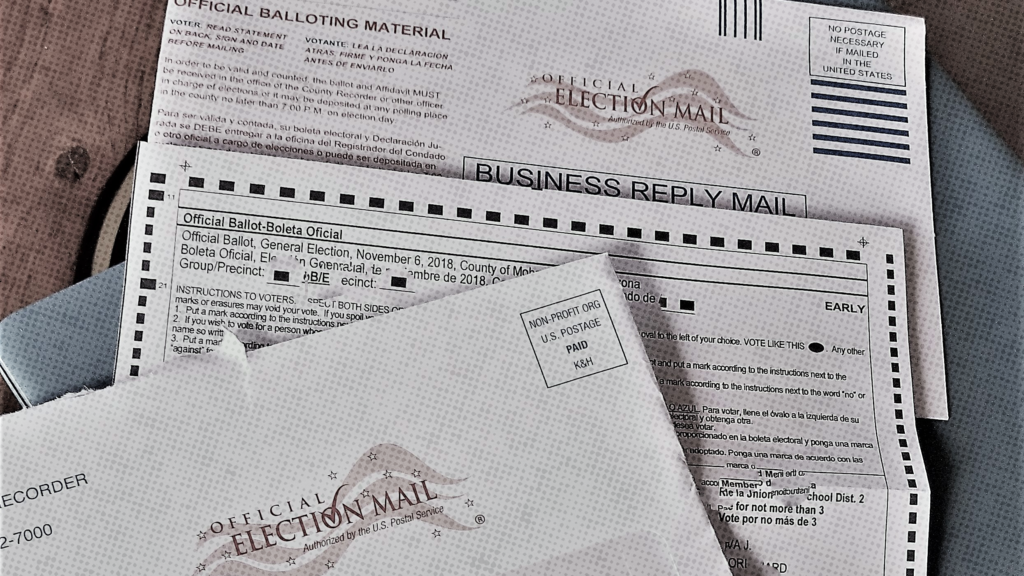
[[117, 142, 929, 574], [148, 0, 946, 419], [0, 255, 727, 575]]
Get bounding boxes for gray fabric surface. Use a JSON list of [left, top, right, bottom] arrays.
[[0, 263, 124, 406]]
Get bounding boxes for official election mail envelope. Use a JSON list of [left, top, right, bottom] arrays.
[[117, 143, 929, 574], [0, 255, 730, 576], [149, 0, 946, 419]]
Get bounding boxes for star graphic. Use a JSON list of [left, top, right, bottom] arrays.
[[683, 72, 692, 79], [544, 121, 552, 129], [325, 560, 336, 569], [196, 564, 207, 573], [328, 471, 337, 480], [691, 89, 698, 96], [361, 489, 372, 498], [412, 470, 422, 478], [592, 121, 600, 127], [714, 145, 722, 152], [383, 470, 393, 479], [713, 97, 721, 104], [530, 75, 538, 83], [432, 529, 442, 538], [197, 531, 207, 541], [647, 73, 655, 80], [621, 135, 630, 141], [544, 97, 551, 103], [221, 551, 231, 560], [465, 499, 475, 507], [519, 97, 528, 104], [748, 134, 756, 141], [287, 557, 296, 566]]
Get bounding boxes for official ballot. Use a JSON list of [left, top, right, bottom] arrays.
[[0, 255, 730, 575], [149, 0, 947, 419], [117, 143, 929, 574]]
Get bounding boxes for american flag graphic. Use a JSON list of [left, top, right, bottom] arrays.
[[810, 79, 911, 164], [516, 70, 755, 156], [195, 444, 474, 575]]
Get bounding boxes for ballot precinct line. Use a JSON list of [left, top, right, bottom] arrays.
[[176, 194, 869, 283], [169, 219, 869, 299]]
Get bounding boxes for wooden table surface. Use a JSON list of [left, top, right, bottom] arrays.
[[0, 0, 1020, 415]]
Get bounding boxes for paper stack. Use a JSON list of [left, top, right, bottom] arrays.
[[0, 0, 939, 574]]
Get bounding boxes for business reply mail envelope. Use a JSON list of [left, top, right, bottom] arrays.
[[149, 0, 947, 418], [0, 255, 730, 576]]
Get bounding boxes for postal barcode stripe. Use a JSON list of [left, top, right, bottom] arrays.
[[810, 79, 912, 164], [718, 0, 762, 40]]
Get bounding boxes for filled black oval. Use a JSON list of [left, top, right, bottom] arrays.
[[809, 342, 824, 353]]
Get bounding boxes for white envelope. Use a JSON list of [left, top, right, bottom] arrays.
[[148, 0, 947, 419], [117, 142, 932, 575], [0, 255, 729, 576]]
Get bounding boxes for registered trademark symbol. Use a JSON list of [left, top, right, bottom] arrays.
[[474, 514, 486, 525], [751, 148, 761, 156]]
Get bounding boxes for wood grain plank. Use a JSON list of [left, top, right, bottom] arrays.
[[0, 0, 167, 413]]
